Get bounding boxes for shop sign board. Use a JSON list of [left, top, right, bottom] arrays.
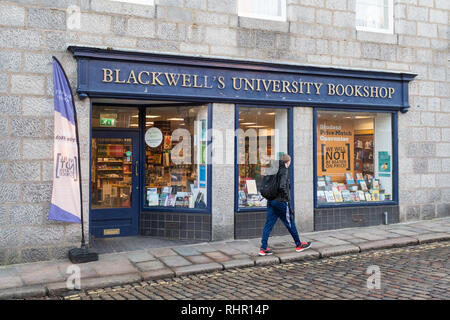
[[70, 47, 416, 113]]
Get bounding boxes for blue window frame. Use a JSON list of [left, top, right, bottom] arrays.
[[313, 107, 398, 208], [235, 104, 294, 213]]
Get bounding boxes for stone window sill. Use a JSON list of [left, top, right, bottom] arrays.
[[238, 16, 289, 33], [356, 30, 398, 45]]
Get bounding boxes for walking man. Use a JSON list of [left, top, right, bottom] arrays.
[[259, 154, 311, 256]]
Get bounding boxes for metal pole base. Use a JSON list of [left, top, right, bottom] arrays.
[[68, 247, 98, 264]]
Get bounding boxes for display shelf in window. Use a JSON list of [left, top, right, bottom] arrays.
[[91, 139, 133, 209], [316, 173, 387, 205]]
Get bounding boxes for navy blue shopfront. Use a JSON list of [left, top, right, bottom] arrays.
[[69, 46, 416, 240]]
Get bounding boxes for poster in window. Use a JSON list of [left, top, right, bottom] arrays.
[[317, 119, 354, 180], [378, 151, 391, 177], [199, 165, 206, 188]]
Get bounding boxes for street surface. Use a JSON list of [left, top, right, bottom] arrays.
[[53, 241, 449, 300]]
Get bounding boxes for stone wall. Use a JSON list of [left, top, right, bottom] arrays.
[[0, 0, 448, 264]]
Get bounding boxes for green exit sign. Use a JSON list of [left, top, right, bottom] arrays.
[[100, 118, 117, 127]]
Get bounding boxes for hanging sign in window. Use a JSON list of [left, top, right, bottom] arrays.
[[145, 127, 163, 148]]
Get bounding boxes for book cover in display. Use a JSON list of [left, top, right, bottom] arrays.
[[317, 191, 326, 203], [183, 195, 190, 207], [365, 192, 372, 201], [317, 180, 326, 189], [372, 179, 380, 190], [162, 187, 172, 194], [357, 190, 366, 201], [325, 191, 335, 202], [341, 190, 352, 202], [246, 179, 258, 194], [334, 191, 343, 202], [148, 193, 159, 206], [371, 190, 380, 201], [175, 196, 185, 207], [163, 135, 172, 150], [166, 194, 175, 207], [358, 180, 368, 191], [159, 193, 168, 206], [345, 173, 355, 185]]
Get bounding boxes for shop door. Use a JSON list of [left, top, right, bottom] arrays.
[[91, 131, 140, 238]]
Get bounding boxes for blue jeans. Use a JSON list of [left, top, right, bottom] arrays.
[[260, 200, 302, 250]]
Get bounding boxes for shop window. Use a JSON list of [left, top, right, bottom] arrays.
[[238, 0, 287, 22], [316, 110, 394, 205], [356, 0, 393, 34], [144, 105, 209, 210], [92, 106, 139, 128], [237, 106, 289, 209]]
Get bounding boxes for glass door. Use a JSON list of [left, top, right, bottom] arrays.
[[91, 131, 140, 238]]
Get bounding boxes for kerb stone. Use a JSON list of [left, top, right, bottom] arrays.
[[140, 268, 174, 281], [79, 273, 141, 291], [415, 233, 450, 244], [173, 263, 223, 277], [0, 284, 46, 299], [316, 245, 360, 258], [358, 237, 419, 252], [277, 250, 320, 263], [254, 255, 281, 266], [221, 259, 255, 270]]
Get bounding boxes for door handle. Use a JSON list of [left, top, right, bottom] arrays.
[[135, 160, 139, 177]]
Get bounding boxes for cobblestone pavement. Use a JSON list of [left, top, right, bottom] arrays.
[[55, 241, 449, 300]]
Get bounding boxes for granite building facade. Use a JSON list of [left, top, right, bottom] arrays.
[[0, 0, 448, 265]]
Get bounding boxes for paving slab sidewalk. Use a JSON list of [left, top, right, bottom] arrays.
[[0, 217, 449, 299]]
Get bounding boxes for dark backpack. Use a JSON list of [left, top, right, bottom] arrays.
[[260, 171, 280, 200]]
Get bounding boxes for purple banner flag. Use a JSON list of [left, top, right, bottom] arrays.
[[48, 58, 82, 223]]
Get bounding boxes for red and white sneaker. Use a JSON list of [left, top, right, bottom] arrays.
[[296, 242, 312, 252], [259, 248, 273, 256]]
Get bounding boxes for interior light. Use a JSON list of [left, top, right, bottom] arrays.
[[241, 122, 256, 125], [167, 118, 185, 121], [246, 125, 267, 128], [146, 115, 160, 118], [266, 112, 275, 115]]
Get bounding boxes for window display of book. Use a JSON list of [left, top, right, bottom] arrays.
[[317, 174, 387, 204]]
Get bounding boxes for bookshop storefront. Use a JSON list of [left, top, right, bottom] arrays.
[[70, 46, 415, 241]]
